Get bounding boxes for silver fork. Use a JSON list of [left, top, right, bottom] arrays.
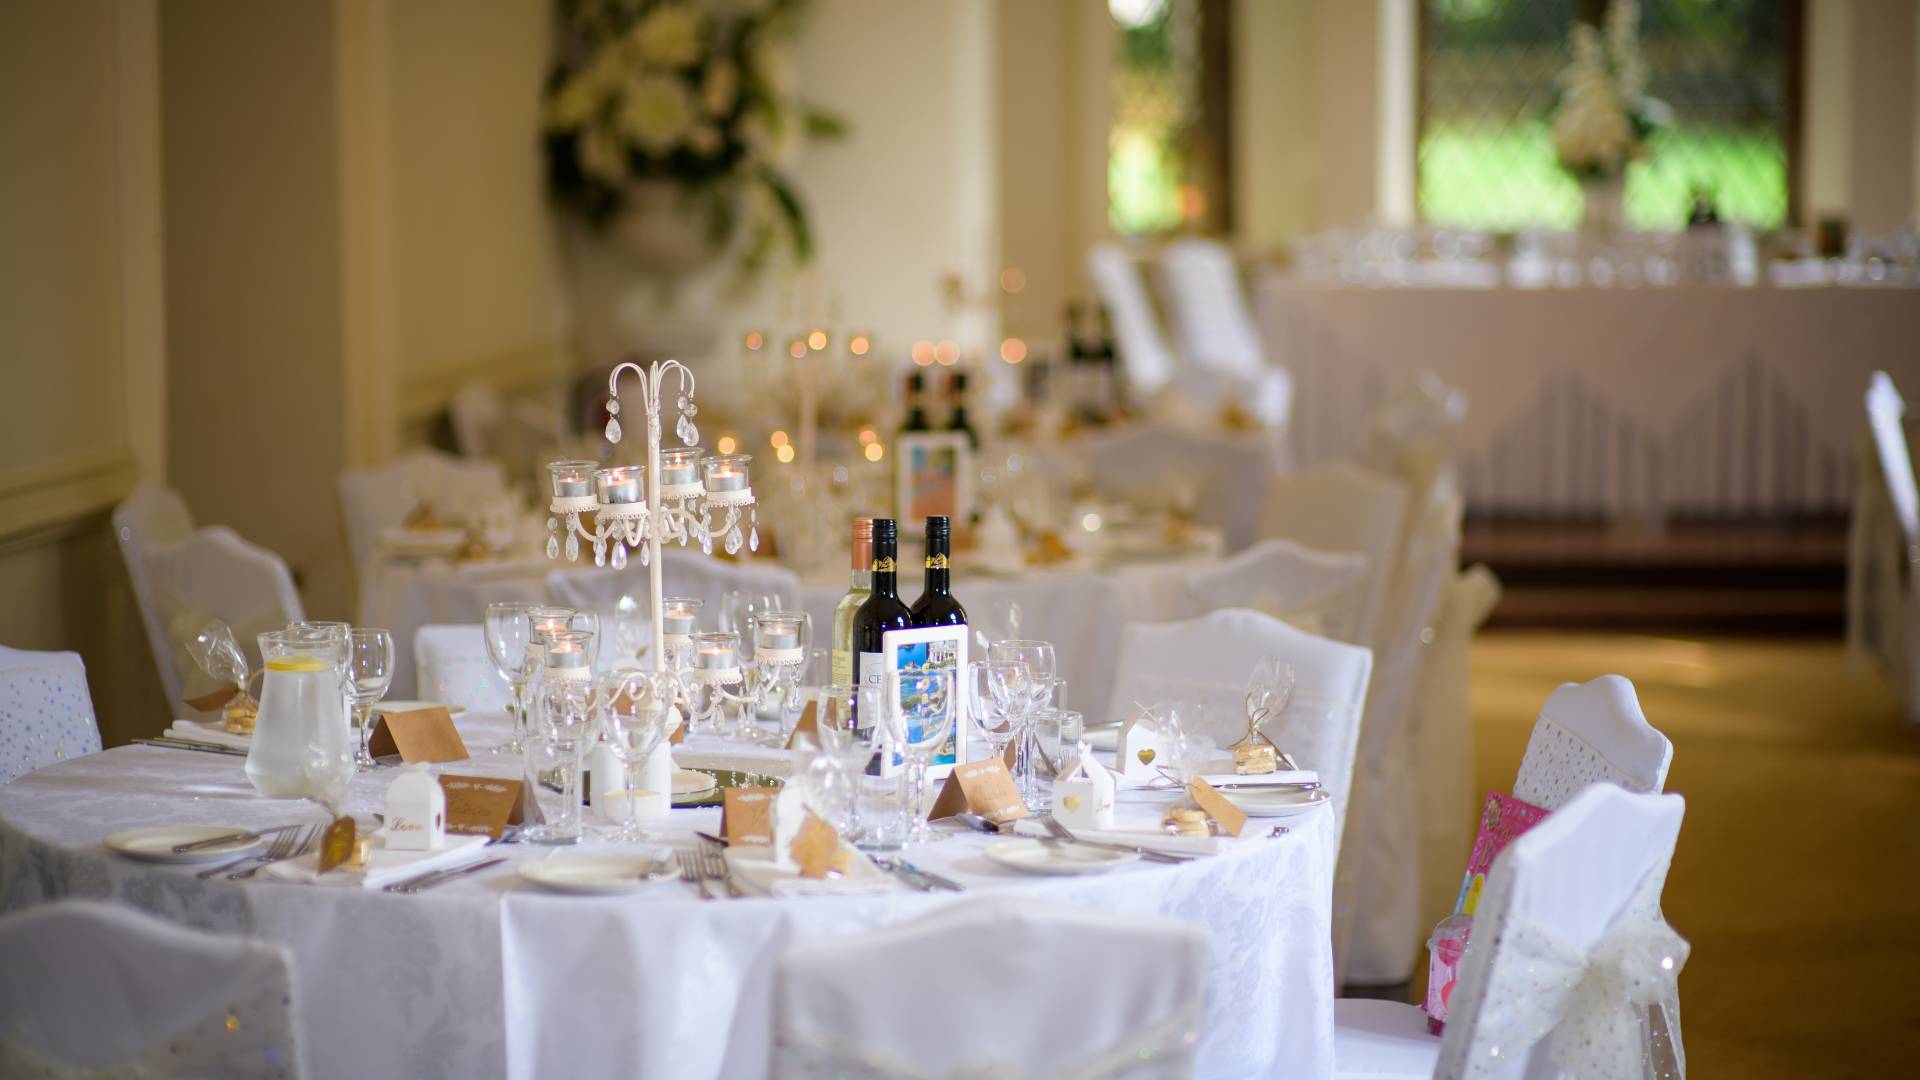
[[676, 850, 714, 900], [229, 824, 319, 880], [1035, 813, 1191, 864], [200, 825, 300, 879], [699, 845, 741, 897]]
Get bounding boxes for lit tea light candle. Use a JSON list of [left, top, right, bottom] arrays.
[[703, 454, 751, 493], [544, 632, 591, 671], [658, 447, 703, 497], [693, 632, 739, 672], [596, 465, 643, 505], [752, 611, 807, 664], [548, 461, 596, 499], [528, 606, 574, 643], [662, 597, 702, 638]]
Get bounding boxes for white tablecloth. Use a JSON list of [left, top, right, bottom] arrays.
[[0, 715, 1335, 1079]]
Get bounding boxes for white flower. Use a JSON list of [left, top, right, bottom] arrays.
[[701, 60, 739, 117], [631, 3, 703, 69], [618, 74, 694, 154], [576, 124, 627, 183], [688, 123, 723, 158]]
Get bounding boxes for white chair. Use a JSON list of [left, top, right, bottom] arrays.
[[1846, 370, 1920, 725], [1514, 675, 1673, 811], [1182, 538, 1371, 638], [1333, 784, 1689, 1080], [448, 382, 507, 459], [113, 484, 197, 708], [773, 898, 1208, 1078], [1415, 565, 1503, 932], [141, 527, 306, 710], [1155, 237, 1295, 431], [1257, 462, 1409, 647], [0, 900, 303, 1078], [414, 624, 510, 713], [1107, 609, 1372, 850], [1087, 243, 1178, 401], [0, 647, 102, 784], [337, 449, 509, 576], [1068, 425, 1285, 553]]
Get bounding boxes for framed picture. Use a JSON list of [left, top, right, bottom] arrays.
[[878, 624, 970, 779], [895, 432, 973, 539]]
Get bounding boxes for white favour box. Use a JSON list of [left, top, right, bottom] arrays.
[[1052, 739, 1116, 830], [770, 785, 807, 872], [384, 763, 446, 851], [1113, 706, 1178, 787]]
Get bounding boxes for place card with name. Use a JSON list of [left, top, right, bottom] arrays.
[[439, 774, 536, 839], [367, 706, 469, 764], [927, 758, 1028, 825], [783, 700, 820, 750], [720, 787, 780, 847], [1186, 778, 1249, 838]]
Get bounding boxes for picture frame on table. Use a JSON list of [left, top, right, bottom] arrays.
[[877, 625, 970, 779], [895, 433, 973, 540]]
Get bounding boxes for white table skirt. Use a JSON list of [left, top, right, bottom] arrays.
[[0, 715, 1335, 1079]]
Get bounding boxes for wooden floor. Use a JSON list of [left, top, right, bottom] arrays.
[[1466, 631, 1920, 1077]]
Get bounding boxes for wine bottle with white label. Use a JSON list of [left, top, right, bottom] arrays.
[[851, 519, 912, 769]]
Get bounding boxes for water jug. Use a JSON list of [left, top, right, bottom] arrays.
[[246, 628, 353, 801]]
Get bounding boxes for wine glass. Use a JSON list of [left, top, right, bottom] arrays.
[[484, 602, 538, 754], [346, 628, 395, 768], [811, 683, 875, 840], [720, 591, 780, 663], [988, 639, 1056, 803], [612, 593, 647, 663], [874, 668, 954, 844], [596, 669, 674, 841], [967, 660, 1017, 766], [522, 672, 598, 845]]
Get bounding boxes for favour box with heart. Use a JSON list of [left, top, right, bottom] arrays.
[[1052, 739, 1116, 829], [1114, 706, 1178, 786]]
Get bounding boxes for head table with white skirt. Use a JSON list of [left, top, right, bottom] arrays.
[[0, 711, 1335, 1078]]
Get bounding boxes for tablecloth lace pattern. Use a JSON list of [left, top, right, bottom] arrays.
[[774, 1001, 1203, 1080], [1512, 721, 1641, 810], [1438, 867, 1687, 1080]]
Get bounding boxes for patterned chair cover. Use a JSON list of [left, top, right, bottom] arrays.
[[0, 647, 102, 785]]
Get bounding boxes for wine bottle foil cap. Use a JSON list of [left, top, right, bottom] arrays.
[[850, 517, 874, 569]]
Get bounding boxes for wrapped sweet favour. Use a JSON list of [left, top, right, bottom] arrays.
[[384, 763, 447, 851], [1423, 914, 1473, 1034], [185, 621, 258, 734], [1051, 739, 1115, 830]]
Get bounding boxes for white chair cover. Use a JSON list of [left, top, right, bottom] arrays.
[[546, 549, 803, 640], [1107, 609, 1372, 850], [112, 485, 196, 708], [448, 382, 506, 459], [1513, 675, 1673, 811], [414, 624, 510, 713], [772, 898, 1208, 1079], [337, 449, 509, 575], [1257, 462, 1409, 646], [1335, 785, 1689, 1080], [1067, 425, 1284, 553], [1087, 243, 1177, 399], [0, 900, 303, 1077], [1846, 371, 1920, 725], [1154, 237, 1295, 430], [142, 527, 307, 708], [1415, 565, 1503, 931], [1181, 538, 1370, 638], [0, 647, 101, 785]]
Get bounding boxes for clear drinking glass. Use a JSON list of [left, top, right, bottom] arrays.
[[484, 602, 538, 754], [811, 683, 872, 839], [566, 610, 602, 670], [875, 668, 954, 844], [988, 639, 1056, 804], [346, 628, 395, 768], [596, 669, 674, 841], [852, 683, 904, 851], [967, 660, 1017, 765], [523, 672, 597, 845]]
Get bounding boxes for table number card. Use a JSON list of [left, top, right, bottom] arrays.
[[439, 774, 535, 839], [927, 758, 1028, 825], [720, 787, 779, 847], [1187, 778, 1249, 838], [367, 706, 469, 764]]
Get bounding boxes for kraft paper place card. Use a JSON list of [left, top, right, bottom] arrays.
[[1187, 778, 1249, 838], [720, 787, 779, 847], [367, 706, 468, 764], [182, 684, 242, 713], [928, 758, 1029, 825], [439, 774, 533, 839], [783, 700, 820, 750]]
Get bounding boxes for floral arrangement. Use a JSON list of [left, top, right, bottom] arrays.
[[542, 0, 845, 270], [1550, 0, 1670, 178]]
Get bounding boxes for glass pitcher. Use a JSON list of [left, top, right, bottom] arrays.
[[247, 629, 353, 799]]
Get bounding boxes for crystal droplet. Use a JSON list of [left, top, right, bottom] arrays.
[[593, 544, 606, 567], [725, 528, 742, 555], [605, 398, 619, 414], [565, 533, 579, 561], [605, 417, 622, 443], [546, 534, 559, 559], [611, 543, 627, 569], [748, 526, 759, 552], [675, 416, 691, 443], [684, 422, 700, 445], [676, 395, 687, 410], [685, 403, 698, 417], [701, 534, 713, 555], [639, 541, 651, 566], [547, 516, 558, 531]]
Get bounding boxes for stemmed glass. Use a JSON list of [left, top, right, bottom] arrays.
[[522, 670, 597, 845], [874, 668, 954, 844], [596, 668, 675, 841], [811, 683, 876, 841], [967, 660, 1018, 766], [566, 610, 602, 670], [346, 628, 395, 768], [484, 602, 538, 754], [987, 639, 1056, 804]]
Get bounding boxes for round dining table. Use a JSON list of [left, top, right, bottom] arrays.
[[0, 715, 1337, 1077]]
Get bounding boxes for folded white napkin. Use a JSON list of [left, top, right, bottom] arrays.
[[768, 874, 900, 898], [163, 721, 251, 751], [268, 833, 490, 890], [1008, 818, 1230, 857], [1196, 770, 1319, 789]]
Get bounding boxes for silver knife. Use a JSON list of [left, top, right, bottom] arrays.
[[135, 737, 249, 758], [1203, 781, 1321, 791], [173, 823, 299, 854], [384, 858, 506, 894], [897, 860, 964, 892]]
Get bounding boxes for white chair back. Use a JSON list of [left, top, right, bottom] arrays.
[[1257, 462, 1408, 647], [113, 485, 196, 707], [1087, 243, 1177, 398], [0, 647, 102, 784], [1108, 609, 1372, 845], [547, 549, 802, 638], [449, 382, 506, 459], [1155, 237, 1266, 380], [1183, 539, 1369, 641], [142, 527, 306, 708], [1415, 565, 1503, 930], [1513, 674, 1674, 811], [337, 449, 509, 574], [0, 900, 303, 1077], [1436, 785, 1688, 1080], [1069, 426, 1282, 553], [414, 624, 510, 713], [773, 898, 1207, 1079], [1865, 370, 1919, 546], [1848, 371, 1920, 725]]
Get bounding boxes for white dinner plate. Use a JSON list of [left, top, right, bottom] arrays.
[[983, 839, 1138, 876], [519, 854, 679, 895], [672, 769, 717, 797], [104, 825, 264, 864], [1221, 786, 1332, 818], [372, 701, 467, 716]]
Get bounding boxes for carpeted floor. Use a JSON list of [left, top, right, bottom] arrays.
[[1468, 632, 1920, 1077]]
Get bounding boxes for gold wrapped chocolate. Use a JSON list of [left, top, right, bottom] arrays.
[[223, 695, 258, 735]]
